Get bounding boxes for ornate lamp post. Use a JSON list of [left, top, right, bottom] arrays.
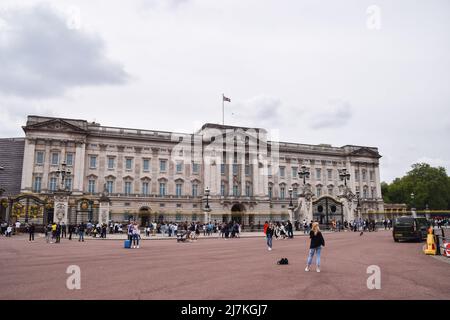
[[338, 168, 351, 187], [56, 162, 71, 191], [203, 186, 211, 224], [205, 187, 210, 210], [410, 192, 416, 218], [288, 187, 294, 222], [298, 165, 310, 187], [356, 190, 361, 220]]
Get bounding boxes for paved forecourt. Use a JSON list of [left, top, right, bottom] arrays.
[[0, 230, 449, 300]]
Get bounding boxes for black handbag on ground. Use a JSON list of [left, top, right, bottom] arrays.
[[277, 258, 289, 265]]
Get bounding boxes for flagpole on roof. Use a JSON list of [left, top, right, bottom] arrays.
[[222, 93, 225, 125]]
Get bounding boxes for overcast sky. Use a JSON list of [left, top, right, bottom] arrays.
[[0, 0, 449, 183]]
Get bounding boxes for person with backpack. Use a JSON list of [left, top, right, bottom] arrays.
[[305, 222, 325, 273], [266, 222, 274, 251]]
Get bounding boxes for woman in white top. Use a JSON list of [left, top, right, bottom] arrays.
[[132, 223, 140, 248]]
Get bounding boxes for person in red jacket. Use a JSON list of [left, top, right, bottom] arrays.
[[263, 221, 269, 235]]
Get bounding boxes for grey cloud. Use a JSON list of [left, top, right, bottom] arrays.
[[0, 4, 128, 98], [229, 95, 285, 129], [309, 100, 353, 129]]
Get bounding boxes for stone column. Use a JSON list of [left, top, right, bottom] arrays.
[[20, 138, 36, 192], [72, 142, 86, 195], [99, 199, 110, 225]]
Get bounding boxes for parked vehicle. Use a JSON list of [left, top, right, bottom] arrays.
[[393, 216, 429, 242]]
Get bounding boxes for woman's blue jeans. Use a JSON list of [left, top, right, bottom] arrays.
[[266, 235, 273, 248], [307, 246, 322, 266], [132, 234, 140, 246]]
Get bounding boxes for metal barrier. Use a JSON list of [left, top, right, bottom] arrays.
[[435, 228, 449, 256]]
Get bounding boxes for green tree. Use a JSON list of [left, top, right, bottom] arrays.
[[382, 163, 450, 210]]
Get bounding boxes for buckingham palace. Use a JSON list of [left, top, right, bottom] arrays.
[[0, 115, 384, 227]]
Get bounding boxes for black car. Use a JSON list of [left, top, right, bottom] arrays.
[[393, 216, 429, 242]]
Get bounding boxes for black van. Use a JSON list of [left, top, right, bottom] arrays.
[[393, 216, 429, 242]]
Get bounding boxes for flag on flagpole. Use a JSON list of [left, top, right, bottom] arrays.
[[223, 95, 231, 102]]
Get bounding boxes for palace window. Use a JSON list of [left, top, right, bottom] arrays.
[[221, 183, 226, 196], [355, 169, 360, 180], [33, 177, 42, 193], [192, 162, 199, 174], [89, 156, 97, 169], [49, 177, 57, 191], [35, 151, 44, 165], [176, 183, 183, 197], [65, 178, 72, 191], [176, 161, 183, 173], [107, 157, 115, 169], [232, 164, 238, 175], [279, 166, 285, 178], [293, 187, 298, 198], [268, 185, 273, 199], [142, 182, 149, 196], [160, 160, 167, 172], [88, 180, 96, 193], [328, 186, 333, 196], [245, 165, 250, 176], [106, 181, 114, 194], [233, 184, 239, 197], [192, 184, 198, 197], [159, 182, 166, 196], [371, 187, 376, 199], [316, 168, 321, 180], [143, 159, 150, 172], [245, 183, 252, 197], [221, 164, 225, 175], [66, 153, 74, 166], [280, 186, 285, 199], [327, 169, 332, 180], [316, 186, 322, 197], [292, 167, 298, 178], [125, 158, 133, 170], [268, 165, 272, 176], [51, 152, 60, 166], [124, 181, 132, 195], [370, 171, 374, 181], [362, 170, 367, 181]]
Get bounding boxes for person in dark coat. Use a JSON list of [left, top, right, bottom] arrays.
[[266, 222, 274, 251], [28, 223, 35, 242], [305, 222, 325, 272], [55, 223, 61, 243]]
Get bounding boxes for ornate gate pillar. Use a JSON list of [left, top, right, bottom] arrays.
[[54, 192, 70, 225]]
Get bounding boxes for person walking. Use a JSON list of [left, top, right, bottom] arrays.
[[305, 222, 325, 273], [303, 219, 308, 234], [28, 223, 35, 242], [266, 222, 274, 251]]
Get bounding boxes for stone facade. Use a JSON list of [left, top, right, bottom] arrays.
[[12, 115, 384, 226]]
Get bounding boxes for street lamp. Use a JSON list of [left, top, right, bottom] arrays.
[[288, 187, 293, 208], [410, 192, 416, 218], [204, 186, 210, 210], [56, 162, 71, 191], [338, 168, 351, 187], [298, 165, 310, 186], [356, 191, 361, 219]]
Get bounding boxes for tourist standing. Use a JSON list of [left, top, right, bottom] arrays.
[[287, 220, 294, 238], [305, 222, 325, 273], [45, 223, 52, 243], [61, 222, 67, 238], [55, 223, 61, 243], [132, 222, 140, 249], [6, 224, 12, 237], [78, 222, 85, 242], [28, 223, 35, 242], [68, 224, 73, 240], [266, 222, 274, 251]]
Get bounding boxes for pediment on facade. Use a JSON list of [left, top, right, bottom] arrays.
[[348, 147, 381, 158], [140, 176, 151, 181], [24, 118, 87, 134]]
